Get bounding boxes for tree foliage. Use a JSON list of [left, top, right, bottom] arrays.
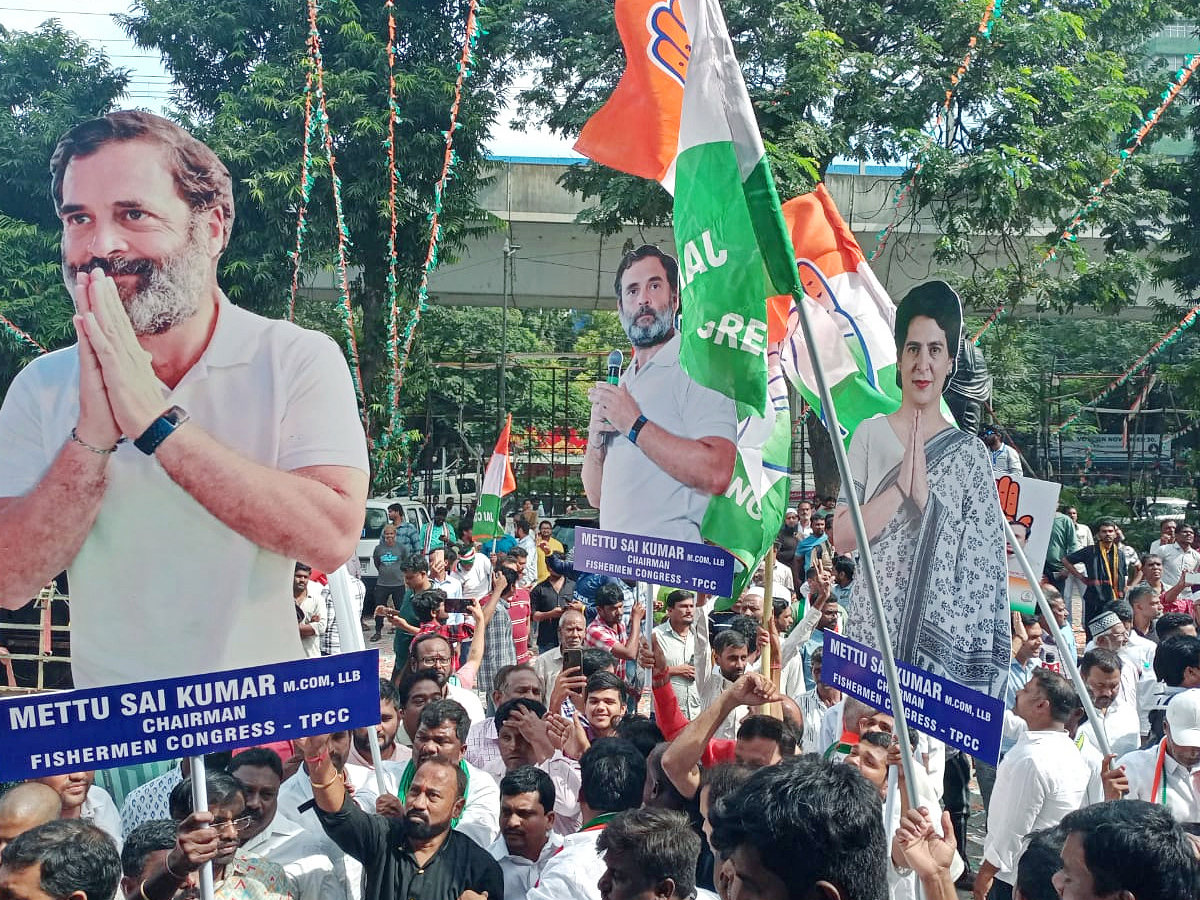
[[0, 22, 129, 385]]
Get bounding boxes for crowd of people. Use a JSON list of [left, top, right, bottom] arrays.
[[6, 499, 1200, 900]]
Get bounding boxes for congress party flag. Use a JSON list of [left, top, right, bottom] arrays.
[[775, 185, 902, 444], [576, 0, 802, 417], [473, 414, 516, 540], [701, 348, 792, 606]]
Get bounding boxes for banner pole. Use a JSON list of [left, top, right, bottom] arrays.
[[189, 756, 215, 900], [789, 290, 921, 807], [1001, 520, 1111, 756], [760, 548, 782, 718], [328, 566, 388, 797]]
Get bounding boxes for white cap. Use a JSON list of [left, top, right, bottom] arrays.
[[1166, 690, 1200, 747]]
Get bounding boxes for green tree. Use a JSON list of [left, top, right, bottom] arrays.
[[119, 0, 518, 484], [0, 22, 129, 385], [508, 0, 1199, 490]]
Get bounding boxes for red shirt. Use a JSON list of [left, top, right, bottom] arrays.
[[652, 677, 734, 768], [509, 589, 533, 663]]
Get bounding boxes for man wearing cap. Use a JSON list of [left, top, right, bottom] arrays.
[[583, 245, 737, 544], [1113, 690, 1200, 824], [1064, 518, 1127, 624], [981, 425, 1023, 476]]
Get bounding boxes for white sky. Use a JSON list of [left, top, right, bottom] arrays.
[[0, 0, 581, 158]]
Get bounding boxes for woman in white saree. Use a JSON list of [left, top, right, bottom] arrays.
[[831, 282, 1010, 700]]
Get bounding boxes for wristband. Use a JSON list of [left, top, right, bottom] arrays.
[[628, 414, 648, 445], [134, 405, 190, 455]]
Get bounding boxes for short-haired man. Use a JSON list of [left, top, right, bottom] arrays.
[[1112, 689, 1200, 826], [420, 506, 457, 555], [293, 562, 326, 659], [527, 739, 647, 900], [975, 668, 1090, 900], [1076, 648, 1140, 756], [1157, 613, 1198, 643], [596, 808, 703, 900], [691, 595, 756, 740], [1064, 518, 1127, 624], [0, 783, 62, 853], [0, 819, 120, 900], [585, 582, 644, 664], [530, 551, 578, 656], [164, 772, 297, 900], [658, 670, 799, 800], [405, 631, 488, 723], [485, 699, 582, 835], [0, 111, 367, 687], [1159, 522, 1200, 594], [583, 671, 628, 740], [534, 607, 587, 691], [583, 245, 737, 543], [1130, 579, 1163, 641], [30, 769, 122, 851], [464, 663, 545, 771], [709, 756, 888, 900], [356, 699, 500, 849], [386, 504, 421, 556], [534, 520, 565, 585], [228, 748, 347, 900], [490, 766, 563, 900], [371, 526, 408, 642], [302, 730, 504, 900], [1053, 800, 1200, 900], [652, 590, 700, 720]]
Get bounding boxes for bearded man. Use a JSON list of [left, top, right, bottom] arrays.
[[582, 245, 736, 543], [0, 111, 368, 687]]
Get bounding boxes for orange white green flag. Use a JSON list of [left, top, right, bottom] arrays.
[[473, 414, 517, 540]]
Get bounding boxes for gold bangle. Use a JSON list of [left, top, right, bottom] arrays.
[[310, 770, 342, 790], [140, 880, 161, 900]]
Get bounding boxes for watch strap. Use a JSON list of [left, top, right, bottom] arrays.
[[134, 406, 190, 455], [628, 414, 648, 445]]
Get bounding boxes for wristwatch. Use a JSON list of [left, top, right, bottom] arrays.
[[134, 406, 191, 455], [628, 414, 648, 445]]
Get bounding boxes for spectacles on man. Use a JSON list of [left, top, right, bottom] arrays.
[[418, 655, 452, 666], [211, 815, 255, 833]]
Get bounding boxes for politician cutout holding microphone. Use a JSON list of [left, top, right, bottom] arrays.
[[583, 245, 737, 544]]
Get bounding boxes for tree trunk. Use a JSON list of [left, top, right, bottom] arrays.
[[805, 415, 842, 500]]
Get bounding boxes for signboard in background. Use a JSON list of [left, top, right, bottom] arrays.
[[997, 474, 1062, 615], [572, 527, 735, 597], [0, 650, 380, 780], [822, 631, 1004, 764], [1057, 435, 1171, 463]]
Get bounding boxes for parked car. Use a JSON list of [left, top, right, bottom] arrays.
[[358, 498, 431, 593], [549, 508, 600, 561], [1133, 496, 1193, 521]]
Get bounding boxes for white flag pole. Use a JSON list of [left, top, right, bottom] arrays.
[[789, 286, 922, 807], [328, 565, 388, 797]]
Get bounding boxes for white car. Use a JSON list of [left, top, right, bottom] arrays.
[[358, 498, 431, 591]]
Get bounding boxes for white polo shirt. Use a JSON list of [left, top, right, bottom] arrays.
[[0, 296, 369, 687], [598, 332, 736, 542]]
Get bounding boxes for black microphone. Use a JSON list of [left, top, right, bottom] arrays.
[[607, 349, 624, 385]]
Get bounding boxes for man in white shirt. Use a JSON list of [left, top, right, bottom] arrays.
[[355, 698, 500, 850], [515, 520, 538, 588], [293, 563, 326, 659], [1114, 689, 1200, 825], [692, 597, 754, 740], [489, 766, 564, 900], [527, 739, 645, 900], [652, 590, 701, 720], [465, 664, 545, 772], [230, 748, 347, 900], [453, 546, 493, 601], [0, 111, 368, 689], [975, 667, 1090, 900], [1159, 523, 1200, 589], [32, 770, 122, 852], [1076, 648, 1141, 757]]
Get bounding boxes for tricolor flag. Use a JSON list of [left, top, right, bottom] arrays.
[[473, 415, 516, 540], [774, 185, 902, 444], [575, 0, 802, 594], [577, 0, 802, 416]]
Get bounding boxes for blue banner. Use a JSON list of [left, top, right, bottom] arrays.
[[573, 527, 735, 596], [0, 650, 381, 780], [821, 631, 1004, 764]]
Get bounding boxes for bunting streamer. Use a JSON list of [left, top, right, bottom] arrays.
[[1051, 301, 1200, 434], [868, 0, 1003, 262], [383, 0, 404, 445], [286, 0, 366, 423], [0, 312, 46, 355], [390, 0, 483, 406], [972, 50, 1200, 345]]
